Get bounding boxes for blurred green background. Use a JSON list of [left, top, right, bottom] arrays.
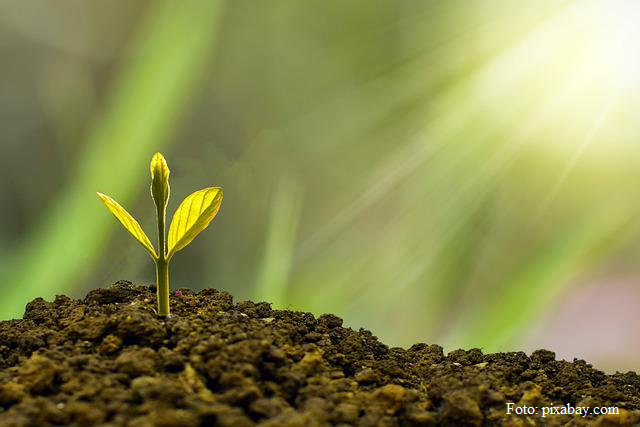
[[2, 0, 640, 372]]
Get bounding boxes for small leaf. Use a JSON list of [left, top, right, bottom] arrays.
[[97, 192, 158, 259], [150, 152, 170, 211], [167, 187, 223, 258]]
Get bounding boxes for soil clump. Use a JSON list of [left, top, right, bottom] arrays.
[[0, 281, 638, 426]]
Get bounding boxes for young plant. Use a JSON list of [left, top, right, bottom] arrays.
[[97, 152, 223, 317]]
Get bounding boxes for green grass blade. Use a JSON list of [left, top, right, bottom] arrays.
[[0, 1, 224, 319], [254, 175, 304, 307]]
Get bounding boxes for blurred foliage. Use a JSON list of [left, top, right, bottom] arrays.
[[1, 0, 640, 367]]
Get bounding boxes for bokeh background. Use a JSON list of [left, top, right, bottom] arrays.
[[2, 0, 640, 373]]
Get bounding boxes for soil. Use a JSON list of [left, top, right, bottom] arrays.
[[0, 281, 638, 426]]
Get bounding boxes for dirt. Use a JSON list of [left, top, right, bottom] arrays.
[[0, 281, 638, 426]]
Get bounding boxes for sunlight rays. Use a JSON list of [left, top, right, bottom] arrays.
[[288, 0, 640, 348], [531, 88, 622, 227]]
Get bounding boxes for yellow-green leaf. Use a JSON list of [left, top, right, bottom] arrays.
[[150, 152, 170, 211], [97, 192, 158, 259], [167, 187, 223, 259]]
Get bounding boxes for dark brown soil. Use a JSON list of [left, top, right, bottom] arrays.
[[0, 281, 638, 426]]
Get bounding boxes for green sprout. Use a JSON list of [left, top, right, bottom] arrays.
[[97, 152, 223, 317]]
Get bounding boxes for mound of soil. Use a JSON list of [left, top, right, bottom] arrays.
[[0, 281, 638, 426]]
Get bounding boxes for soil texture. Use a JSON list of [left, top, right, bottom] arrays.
[[0, 281, 639, 426]]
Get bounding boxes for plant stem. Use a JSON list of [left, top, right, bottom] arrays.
[[156, 191, 169, 317], [156, 257, 170, 317]]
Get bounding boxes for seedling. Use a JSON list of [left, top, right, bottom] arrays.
[[97, 152, 223, 317]]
